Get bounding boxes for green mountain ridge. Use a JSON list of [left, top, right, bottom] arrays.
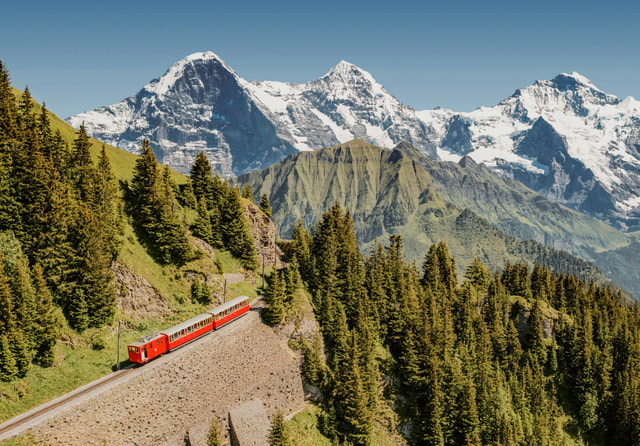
[[238, 139, 611, 287], [395, 141, 639, 298]]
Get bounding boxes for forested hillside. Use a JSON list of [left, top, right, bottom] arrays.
[[272, 204, 640, 445], [0, 61, 263, 405]]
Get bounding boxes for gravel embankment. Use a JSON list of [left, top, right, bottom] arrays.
[[29, 309, 305, 445]]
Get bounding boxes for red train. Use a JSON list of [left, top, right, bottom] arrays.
[[127, 295, 251, 364]]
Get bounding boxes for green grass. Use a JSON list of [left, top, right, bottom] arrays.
[[214, 250, 245, 274], [118, 222, 191, 307], [0, 218, 259, 426], [0, 321, 141, 423], [0, 89, 265, 437], [287, 403, 333, 445], [287, 402, 405, 446]]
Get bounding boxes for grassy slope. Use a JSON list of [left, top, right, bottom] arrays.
[[0, 90, 255, 427], [239, 140, 609, 282]]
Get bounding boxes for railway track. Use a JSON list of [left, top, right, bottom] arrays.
[[0, 367, 134, 440]]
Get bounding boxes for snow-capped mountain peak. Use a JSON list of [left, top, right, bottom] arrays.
[[419, 73, 640, 230], [317, 60, 388, 101], [143, 51, 238, 98], [68, 53, 640, 231]]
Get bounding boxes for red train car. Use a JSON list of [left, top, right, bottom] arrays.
[[126, 295, 252, 365], [208, 295, 250, 328], [162, 313, 214, 351], [127, 333, 168, 363]]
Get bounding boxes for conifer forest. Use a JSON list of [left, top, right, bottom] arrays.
[[271, 204, 640, 445]]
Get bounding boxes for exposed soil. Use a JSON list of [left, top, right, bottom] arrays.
[[112, 262, 172, 319]]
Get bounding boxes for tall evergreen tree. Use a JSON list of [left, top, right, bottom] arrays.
[[192, 196, 213, 244], [190, 151, 215, 207], [263, 270, 286, 326], [0, 334, 18, 382], [242, 184, 253, 201], [268, 410, 290, 446], [259, 193, 272, 217], [219, 186, 258, 269]]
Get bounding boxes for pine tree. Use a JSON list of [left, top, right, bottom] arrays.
[[219, 186, 258, 269], [525, 299, 546, 363], [96, 145, 122, 259], [129, 139, 159, 231], [259, 193, 272, 217], [268, 410, 290, 446], [263, 270, 286, 326], [334, 334, 373, 446], [422, 241, 457, 298], [68, 204, 116, 328], [190, 151, 215, 207], [0, 334, 18, 382], [464, 258, 491, 295], [0, 61, 18, 147], [242, 184, 253, 201], [192, 196, 213, 244], [291, 219, 313, 286], [208, 204, 223, 249], [0, 254, 16, 335], [128, 141, 192, 265], [283, 255, 302, 297], [32, 264, 59, 366], [206, 416, 224, 446], [303, 335, 325, 387], [71, 125, 98, 204]]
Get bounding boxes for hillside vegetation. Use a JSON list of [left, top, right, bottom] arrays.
[[268, 204, 640, 445], [0, 63, 264, 424]]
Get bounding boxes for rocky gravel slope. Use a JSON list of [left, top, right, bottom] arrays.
[[28, 308, 305, 445]]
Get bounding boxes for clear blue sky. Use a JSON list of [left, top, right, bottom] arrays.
[[1, 0, 639, 119]]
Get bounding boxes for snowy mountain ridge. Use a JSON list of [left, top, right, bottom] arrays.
[[417, 71, 640, 230], [68, 52, 640, 230]]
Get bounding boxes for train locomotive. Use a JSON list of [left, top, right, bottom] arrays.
[[126, 295, 250, 364]]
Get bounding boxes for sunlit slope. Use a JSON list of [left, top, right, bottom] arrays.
[[239, 139, 607, 284]]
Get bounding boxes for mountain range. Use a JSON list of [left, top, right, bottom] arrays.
[[68, 52, 640, 233]]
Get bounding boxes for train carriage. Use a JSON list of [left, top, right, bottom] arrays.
[[208, 295, 250, 328], [162, 313, 214, 351], [127, 333, 168, 364], [126, 296, 252, 365]]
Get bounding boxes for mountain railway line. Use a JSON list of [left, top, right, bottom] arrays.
[[0, 367, 135, 439], [0, 297, 277, 444]]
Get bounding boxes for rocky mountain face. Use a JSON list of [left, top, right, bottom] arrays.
[[393, 141, 640, 298], [418, 73, 640, 231], [67, 52, 298, 176], [68, 52, 433, 177], [69, 53, 640, 231], [237, 140, 627, 295]]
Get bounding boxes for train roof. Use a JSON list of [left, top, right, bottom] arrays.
[[161, 312, 213, 338], [207, 295, 250, 316], [129, 332, 164, 347]]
